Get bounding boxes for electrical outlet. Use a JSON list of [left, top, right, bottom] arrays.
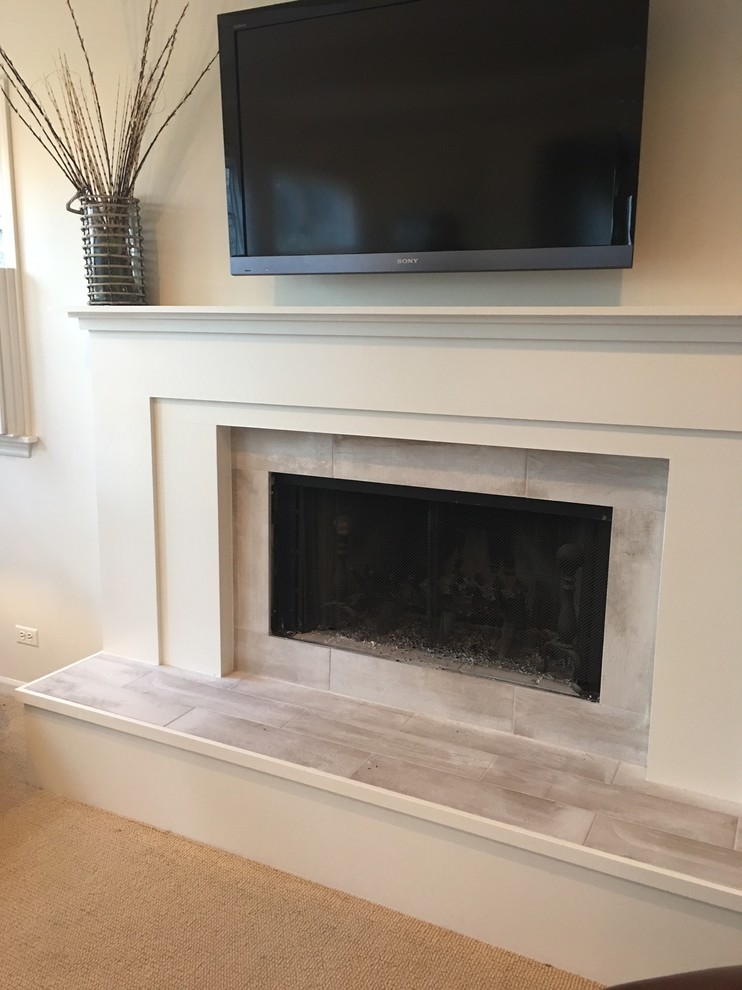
[[16, 625, 38, 647]]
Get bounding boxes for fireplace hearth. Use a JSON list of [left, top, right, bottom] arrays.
[[270, 473, 612, 699]]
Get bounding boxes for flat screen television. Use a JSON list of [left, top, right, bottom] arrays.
[[217, 0, 650, 276]]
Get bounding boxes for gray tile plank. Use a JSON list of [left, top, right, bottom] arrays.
[[736, 820, 742, 853], [232, 467, 271, 641], [586, 815, 742, 890], [231, 428, 334, 476], [613, 762, 742, 818], [131, 670, 306, 728], [353, 755, 595, 844], [399, 713, 619, 782], [524, 450, 668, 512], [134, 665, 243, 694], [330, 648, 515, 733], [232, 675, 412, 731], [513, 688, 648, 764], [599, 507, 663, 715], [28, 670, 192, 727], [168, 708, 372, 777], [88, 653, 158, 683], [45, 654, 155, 689], [332, 436, 527, 497], [484, 757, 737, 848], [285, 709, 495, 780], [235, 629, 331, 689]]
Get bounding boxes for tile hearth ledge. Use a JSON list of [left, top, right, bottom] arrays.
[[18, 652, 742, 915]]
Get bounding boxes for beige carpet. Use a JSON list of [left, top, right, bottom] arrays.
[[0, 695, 602, 990]]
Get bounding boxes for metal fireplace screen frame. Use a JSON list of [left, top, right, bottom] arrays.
[[270, 473, 612, 699]]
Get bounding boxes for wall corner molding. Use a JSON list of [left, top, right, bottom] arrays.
[[0, 77, 36, 455], [0, 266, 37, 454]]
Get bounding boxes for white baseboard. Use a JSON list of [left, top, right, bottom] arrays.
[[0, 676, 25, 696]]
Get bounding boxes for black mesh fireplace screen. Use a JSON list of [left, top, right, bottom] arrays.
[[270, 474, 612, 699]]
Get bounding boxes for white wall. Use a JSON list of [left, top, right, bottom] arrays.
[[1, 0, 741, 683]]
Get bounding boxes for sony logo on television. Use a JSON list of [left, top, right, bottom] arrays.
[[397, 257, 419, 265]]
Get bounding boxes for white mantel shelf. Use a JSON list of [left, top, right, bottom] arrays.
[[69, 305, 742, 344]]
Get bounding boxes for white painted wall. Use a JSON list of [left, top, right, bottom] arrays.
[[1, 0, 741, 683]]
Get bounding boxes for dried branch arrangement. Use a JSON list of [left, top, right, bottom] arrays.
[[0, 0, 216, 200]]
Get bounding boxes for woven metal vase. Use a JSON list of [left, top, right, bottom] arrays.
[[72, 195, 147, 305]]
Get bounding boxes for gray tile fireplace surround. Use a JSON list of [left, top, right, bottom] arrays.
[[232, 431, 668, 765]]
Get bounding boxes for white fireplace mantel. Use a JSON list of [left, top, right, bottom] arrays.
[[71, 304, 742, 804], [70, 303, 742, 340]]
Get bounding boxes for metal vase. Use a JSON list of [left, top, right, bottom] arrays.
[[74, 196, 146, 305]]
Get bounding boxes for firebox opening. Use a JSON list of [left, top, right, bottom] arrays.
[[270, 473, 612, 700]]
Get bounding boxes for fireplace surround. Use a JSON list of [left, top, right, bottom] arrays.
[[56, 304, 741, 803], [15, 305, 742, 983], [232, 429, 666, 762]]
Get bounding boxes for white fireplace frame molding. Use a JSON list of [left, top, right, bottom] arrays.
[[20, 306, 742, 983], [74, 305, 742, 802]]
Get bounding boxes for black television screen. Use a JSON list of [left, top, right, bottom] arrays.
[[218, 0, 649, 276]]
